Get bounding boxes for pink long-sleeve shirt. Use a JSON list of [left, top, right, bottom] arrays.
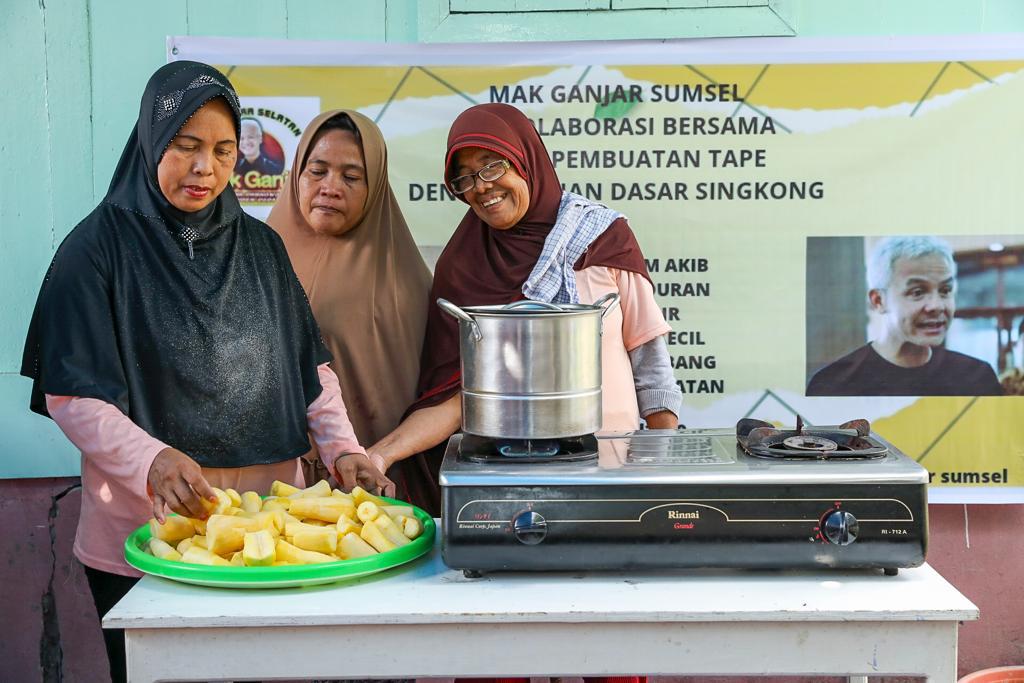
[[46, 363, 363, 576]]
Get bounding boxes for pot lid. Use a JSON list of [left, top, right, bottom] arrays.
[[461, 300, 602, 315]]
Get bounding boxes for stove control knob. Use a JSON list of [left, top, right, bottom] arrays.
[[821, 510, 859, 546], [512, 511, 547, 545]]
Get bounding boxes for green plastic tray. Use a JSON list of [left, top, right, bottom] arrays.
[[125, 498, 435, 589]]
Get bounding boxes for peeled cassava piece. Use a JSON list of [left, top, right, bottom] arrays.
[[149, 516, 195, 544], [147, 538, 183, 561], [382, 505, 414, 520], [240, 491, 262, 513], [269, 480, 302, 497], [143, 479, 424, 567], [276, 539, 336, 565], [288, 479, 331, 499], [224, 488, 242, 507], [204, 514, 256, 555], [290, 526, 338, 554], [243, 530, 276, 566], [261, 497, 291, 512], [359, 519, 398, 553], [399, 516, 423, 539], [373, 512, 412, 547], [200, 488, 233, 516], [181, 547, 230, 566], [356, 501, 380, 524], [237, 510, 284, 535], [289, 497, 356, 523], [351, 486, 383, 507], [336, 516, 361, 536], [339, 532, 377, 559]]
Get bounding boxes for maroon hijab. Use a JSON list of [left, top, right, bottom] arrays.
[[411, 103, 650, 413]]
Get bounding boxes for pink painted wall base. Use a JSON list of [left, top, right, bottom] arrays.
[[0, 479, 109, 682]]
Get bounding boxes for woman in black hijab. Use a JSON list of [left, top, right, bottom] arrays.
[[22, 61, 391, 682]]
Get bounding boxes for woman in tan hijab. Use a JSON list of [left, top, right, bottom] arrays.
[[268, 110, 432, 483]]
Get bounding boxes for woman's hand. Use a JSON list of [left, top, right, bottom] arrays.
[[147, 447, 218, 523], [368, 452, 389, 475], [331, 452, 396, 498]]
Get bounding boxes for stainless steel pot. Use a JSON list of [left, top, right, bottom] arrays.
[[438, 293, 620, 439]]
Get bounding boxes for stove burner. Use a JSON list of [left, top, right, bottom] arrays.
[[782, 435, 838, 452], [459, 434, 599, 464], [736, 416, 887, 460], [497, 439, 560, 458]]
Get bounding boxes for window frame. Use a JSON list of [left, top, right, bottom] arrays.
[[417, 0, 797, 42]]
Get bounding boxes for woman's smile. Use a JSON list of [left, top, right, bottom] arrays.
[[481, 193, 505, 208]]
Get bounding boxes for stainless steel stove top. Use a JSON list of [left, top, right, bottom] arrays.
[[440, 428, 928, 487]]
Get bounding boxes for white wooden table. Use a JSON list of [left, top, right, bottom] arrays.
[[105, 534, 978, 682]]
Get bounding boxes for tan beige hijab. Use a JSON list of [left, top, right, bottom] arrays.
[[268, 109, 432, 448]]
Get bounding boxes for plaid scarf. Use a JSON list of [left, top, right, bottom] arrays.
[[522, 191, 624, 303]]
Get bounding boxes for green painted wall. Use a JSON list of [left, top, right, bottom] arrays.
[[3, 0, 1023, 477]]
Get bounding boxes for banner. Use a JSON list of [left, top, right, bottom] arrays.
[[172, 36, 1024, 503]]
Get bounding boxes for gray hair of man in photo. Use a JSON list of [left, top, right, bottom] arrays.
[[866, 235, 958, 292]]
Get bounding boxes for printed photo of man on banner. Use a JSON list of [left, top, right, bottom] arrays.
[[231, 96, 320, 218], [806, 234, 1018, 397]]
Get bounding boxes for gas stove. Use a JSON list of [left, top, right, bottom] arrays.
[[440, 420, 928, 577]]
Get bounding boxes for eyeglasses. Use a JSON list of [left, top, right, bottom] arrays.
[[450, 159, 511, 195]]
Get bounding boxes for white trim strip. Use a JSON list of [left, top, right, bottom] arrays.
[[168, 34, 1024, 67]]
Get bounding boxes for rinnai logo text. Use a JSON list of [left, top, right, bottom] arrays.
[[668, 510, 700, 520]]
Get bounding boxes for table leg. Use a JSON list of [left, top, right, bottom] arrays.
[[923, 622, 959, 682], [125, 631, 160, 683]]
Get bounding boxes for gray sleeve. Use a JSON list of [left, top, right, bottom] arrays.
[[628, 335, 683, 418]]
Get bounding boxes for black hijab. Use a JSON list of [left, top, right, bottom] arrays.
[[21, 61, 331, 468]]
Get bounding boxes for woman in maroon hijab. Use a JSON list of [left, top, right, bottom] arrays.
[[367, 103, 681, 515]]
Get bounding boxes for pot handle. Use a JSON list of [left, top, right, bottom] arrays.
[[437, 298, 482, 342], [594, 292, 621, 318], [503, 300, 563, 311]]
